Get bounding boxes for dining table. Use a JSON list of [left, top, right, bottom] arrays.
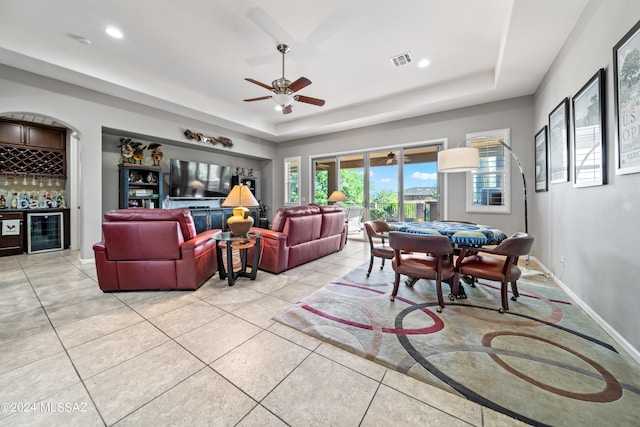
[[387, 220, 508, 297], [388, 220, 507, 246]]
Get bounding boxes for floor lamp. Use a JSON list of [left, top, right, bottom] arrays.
[[437, 139, 528, 235]]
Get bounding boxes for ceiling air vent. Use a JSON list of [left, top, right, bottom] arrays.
[[390, 52, 413, 67]]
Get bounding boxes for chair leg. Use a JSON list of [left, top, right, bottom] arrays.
[[510, 280, 519, 301], [390, 270, 400, 301], [499, 280, 509, 313], [380, 258, 386, 270], [450, 273, 460, 298], [366, 256, 374, 277], [435, 279, 445, 313]]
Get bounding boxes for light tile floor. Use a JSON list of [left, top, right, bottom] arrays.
[[0, 235, 526, 426]]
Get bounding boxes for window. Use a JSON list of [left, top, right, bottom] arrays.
[[310, 142, 443, 222], [466, 129, 511, 214], [284, 156, 300, 206]]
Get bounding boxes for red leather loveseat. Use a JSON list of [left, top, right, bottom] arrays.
[[93, 209, 221, 291], [249, 204, 347, 274]]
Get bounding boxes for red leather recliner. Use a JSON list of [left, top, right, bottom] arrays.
[[93, 209, 221, 291], [249, 204, 347, 274]]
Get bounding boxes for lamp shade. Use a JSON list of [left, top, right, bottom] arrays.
[[437, 147, 480, 173], [222, 184, 259, 237], [222, 184, 259, 208], [327, 190, 348, 203]]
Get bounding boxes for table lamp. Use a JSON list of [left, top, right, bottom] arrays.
[[222, 184, 259, 237], [327, 190, 347, 205]]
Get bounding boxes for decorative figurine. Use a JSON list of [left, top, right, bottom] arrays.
[[118, 137, 134, 164], [148, 143, 163, 166], [130, 142, 146, 164]]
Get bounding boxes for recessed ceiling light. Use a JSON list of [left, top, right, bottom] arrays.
[[418, 59, 430, 68], [106, 27, 124, 39]]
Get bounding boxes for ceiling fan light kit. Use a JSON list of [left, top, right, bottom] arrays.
[[244, 44, 326, 114]]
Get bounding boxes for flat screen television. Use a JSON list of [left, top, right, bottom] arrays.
[[169, 159, 232, 198]]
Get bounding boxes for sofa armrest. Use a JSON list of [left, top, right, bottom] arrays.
[[251, 228, 288, 242], [248, 227, 289, 273], [182, 228, 221, 250], [176, 228, 221, 289], [93, 241, 120, 291]]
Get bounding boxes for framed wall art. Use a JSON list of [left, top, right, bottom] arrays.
[[572, 68, 606, 187], [548, 98, 570, 184], [614, 18, 640, 175], [534, 126, 548, 192]]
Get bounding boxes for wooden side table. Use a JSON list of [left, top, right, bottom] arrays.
[[212, 231, 261, 286]]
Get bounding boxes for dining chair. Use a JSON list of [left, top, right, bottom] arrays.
[[363, 220, 394, 277], [452, 232, 535, 313], [388, 231, 455, 312]]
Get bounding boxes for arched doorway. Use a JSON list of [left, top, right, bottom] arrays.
[[0, 112, 82, 251]]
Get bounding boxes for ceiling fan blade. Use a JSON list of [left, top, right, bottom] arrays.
[[245, 78, 274, 91], [246, 7, 294, 47], [288, 77, 312, 93], [244, 96, 272, 102], [282, 105, 293, 114], [294, 95, 325, 106]]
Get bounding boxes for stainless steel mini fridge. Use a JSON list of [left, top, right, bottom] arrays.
[[27, 212, 64, 254]]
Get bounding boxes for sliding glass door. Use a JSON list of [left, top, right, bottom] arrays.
[[369, 150, 399, 220], [402, 146, 439, 221], [338, 154, 364, 208], [313, 157, 337, 204], [312, 143, 442, 222]]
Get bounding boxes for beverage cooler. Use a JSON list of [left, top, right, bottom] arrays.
[[27, 212, 64, 254]]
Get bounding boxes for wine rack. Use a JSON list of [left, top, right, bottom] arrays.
[[0, 145, 66, 177]]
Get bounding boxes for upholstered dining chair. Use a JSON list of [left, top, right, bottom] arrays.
[[452, 232, 535, 313], [363, 220, 394, 277], [388, 231, 455, 312]]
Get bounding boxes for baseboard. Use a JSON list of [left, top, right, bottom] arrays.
[[79, 256, 95, 265], [532, 256, 640, 365]]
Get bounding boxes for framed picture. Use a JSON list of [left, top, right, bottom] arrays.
[[614, 18, 640, 175], [534, 126, 548, 192], [548, 98, 570, 184], [572, 68, 606, 187]]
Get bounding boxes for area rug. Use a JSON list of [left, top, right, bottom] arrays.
[[274, 262, 640, 426]]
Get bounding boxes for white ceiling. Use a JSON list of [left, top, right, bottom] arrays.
[[0, 0, 589, 142]]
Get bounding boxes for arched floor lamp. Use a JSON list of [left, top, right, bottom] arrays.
[[437, 139, 528, 235]]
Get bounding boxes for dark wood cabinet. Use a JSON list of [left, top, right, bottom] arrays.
[[0, 119, 67, 177], [119, 164, 163, 209], [0, 121, 23, 146], [0, 211, 24, 256], [0, 118, 66, 150], [26, 125, 65, 150]]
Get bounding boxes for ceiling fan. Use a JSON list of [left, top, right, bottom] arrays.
[[386, 152, 411, 164], [244, 44, 326, 114]]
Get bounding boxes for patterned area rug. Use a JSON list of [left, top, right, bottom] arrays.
[[274, 262, 640, 426]]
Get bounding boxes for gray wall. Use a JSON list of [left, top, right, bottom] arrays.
[[532, 0, 640, 354], [275, 96, 534, 238], [101, 133, 267, 215], [0, 65, 276, 260]]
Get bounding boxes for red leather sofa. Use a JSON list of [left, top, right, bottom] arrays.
[[249, 204, 347, 274], [93, 209, 221, 291]]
